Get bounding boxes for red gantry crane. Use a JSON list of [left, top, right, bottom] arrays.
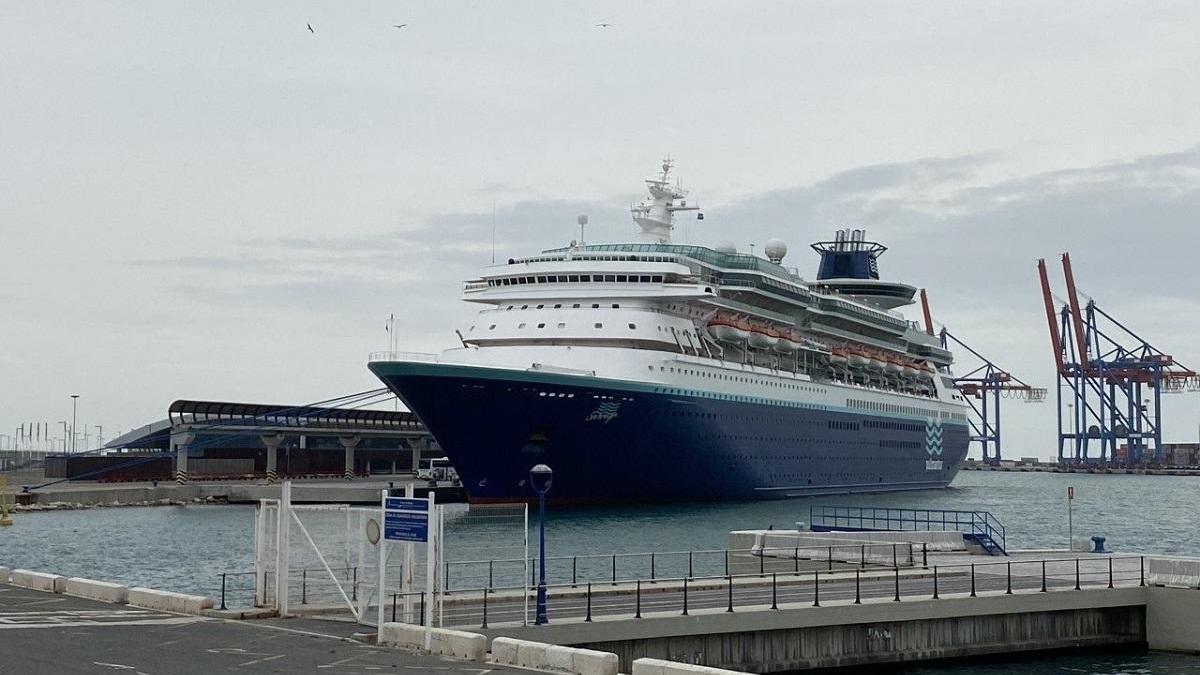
[[1038, 254, 1199, 465]]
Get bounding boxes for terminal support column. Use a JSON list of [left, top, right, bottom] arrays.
[[262, 433, 284, 484], [171, 430, 195, 486], [340, 435, 362, 481]]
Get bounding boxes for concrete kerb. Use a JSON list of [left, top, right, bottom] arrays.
[[64, 577, 129, 604], [127, 587, 214, 615], [491, 637, 618, 675], [10, 569, 66, 593], [379, 622, 487, 662], [632, 658, 751, 675]]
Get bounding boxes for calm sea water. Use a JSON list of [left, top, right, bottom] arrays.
[[3, 470, 1198, 674]]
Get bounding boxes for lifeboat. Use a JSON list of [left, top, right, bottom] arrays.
[[884, 354, 903, 375], [903, 360, 921, 378], [773, 329, 801, 354], [747, 325, 775, 350], [830, 347, 849, 367], [865, 350, 886, 371], [848, 348, 870, 369], [707, 316, 749, 344]]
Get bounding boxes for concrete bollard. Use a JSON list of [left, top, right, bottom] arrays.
[[64, 577, 129, 604], [127, 587, 214, 614], [379, 622, 487, 662], [10, 569, 65, 593], [490, 637, 618, 675], [631, 658, 752, 675]]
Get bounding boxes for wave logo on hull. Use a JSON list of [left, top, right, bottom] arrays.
[[586, 400, 621, 423], [925, 419, 944, 457]]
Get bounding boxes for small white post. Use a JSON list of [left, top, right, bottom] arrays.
[[403, 483, 414, 623], [276, 481, 292, 617], [424, 491, 437, 651]]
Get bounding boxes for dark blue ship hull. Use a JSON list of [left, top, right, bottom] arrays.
[[369, 361, 969, 504]]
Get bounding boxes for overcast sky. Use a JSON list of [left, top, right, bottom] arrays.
[[2, 1, 1198, 457]]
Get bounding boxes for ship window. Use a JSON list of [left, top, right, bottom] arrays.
[[581, 275, 592, 282], [652, 275, 663, 282], [612, 304, 620, 308], [537, 276, 547, 283], [558, 276, 567, 282], [521, 305, 528, 309], [518, 278, 527, 284], [489, 324, 496, 330], [518, 323, 527, 329], [537, 304, 545, 309], [554, 304, 562, 308], [594, 323, 603, 328], [592, 304, 600, 308], [616, 275, 627, 282], [628, 323, 636, 329], [537, 323, 545, 328], [569, 275, 580, 282], [573, 303, 581, 308], [506, 305, 513, 310], [557, 322, 566, 329], [640, 275, 651, 282]]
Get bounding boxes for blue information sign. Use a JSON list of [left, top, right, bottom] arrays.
[[384, 497, 430, 542]]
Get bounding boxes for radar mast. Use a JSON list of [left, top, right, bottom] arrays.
[[630, 159, 699, 244]]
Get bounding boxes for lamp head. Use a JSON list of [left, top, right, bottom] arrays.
[[529, 463, 553, 495]]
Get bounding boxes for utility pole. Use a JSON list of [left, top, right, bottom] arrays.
[[96, 425, 104, 449], [60, 421, 69, 454], [70, 394, 80, 454]]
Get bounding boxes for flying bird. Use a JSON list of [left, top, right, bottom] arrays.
[[393, 24, 407, 29], [595, 23, 614, 28], [306, 23, 314, 33]]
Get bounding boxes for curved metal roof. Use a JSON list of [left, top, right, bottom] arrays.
[[167, 399, 425, 431]]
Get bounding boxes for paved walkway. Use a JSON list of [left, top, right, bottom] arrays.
[[0, 583, 522, 675]]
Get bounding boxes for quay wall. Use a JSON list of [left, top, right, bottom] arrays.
[[492, 589, 1148, 673]]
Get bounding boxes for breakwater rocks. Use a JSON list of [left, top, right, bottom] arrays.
[[10, 495, 228, 512]]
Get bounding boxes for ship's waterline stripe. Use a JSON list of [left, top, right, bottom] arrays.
[[370, 360, 971, 428]]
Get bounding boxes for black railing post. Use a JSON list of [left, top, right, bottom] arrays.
[[922, 542, 928, 569], [1075, 559, 1081, 590], [795, 548, 800, 576], [1005, 562, 1012, 595], [391, 593, 397, 623], [635, 580, 642, 619], [444, 562, 450, 594], [771, 573, 778, 610], [612, 555, 617, 586], [572, 556, 578, 588], [220, 573, 227, 610], [813, 570, 820, 607], [970, 564, 976, 597], [854, 569, 861, 604], [725, 550, 730, 577], [1140, 556, 1145, 587], [860, 544, 866, 569], [1041, 561, 1047, 592], [419, 592, 426, 626], [585, 583, 592, 622], [1108, 558, 1114, 589], [828, 546, 833, 572], [488, 560, 494, 590], [352, 567, 358, 601], [932, 566, 939, 599], [682, 578, 689, 616], [651, 553, 656, 583], [759, 550, 765, 576], [892, 544, 897, 569], [481, 588, 489, 629], [301, 569, 307, 605], [688, 551, 694, 579], [893, 567, 900, 601], [726, 576, 734, 613]]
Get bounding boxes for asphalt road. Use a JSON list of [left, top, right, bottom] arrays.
[[0, 583, 523, 675]]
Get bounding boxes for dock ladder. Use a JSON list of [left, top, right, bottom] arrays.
[[809, 505, 1007, 556]]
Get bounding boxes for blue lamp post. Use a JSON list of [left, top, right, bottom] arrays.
[[530, 463, 553, 625]]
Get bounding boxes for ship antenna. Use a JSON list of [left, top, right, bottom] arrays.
[[577, 214, 588, 247]]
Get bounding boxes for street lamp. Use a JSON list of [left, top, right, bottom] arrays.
[[70, 395, 80, 454], [529, 463, 553, 625]]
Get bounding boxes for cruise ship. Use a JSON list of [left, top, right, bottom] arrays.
[[369, 161, 971, 503]]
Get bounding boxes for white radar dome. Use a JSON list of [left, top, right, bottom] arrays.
[[714, 240, 737, 255], [764, 238, 788, 264]]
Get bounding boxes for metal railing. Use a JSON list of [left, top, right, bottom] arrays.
[[810, 505, 1007, 554], [366, 351, 439, 363]]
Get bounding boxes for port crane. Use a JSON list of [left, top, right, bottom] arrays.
[[1037, 254, 1199, 465], [920, 290, 1046, 463]]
